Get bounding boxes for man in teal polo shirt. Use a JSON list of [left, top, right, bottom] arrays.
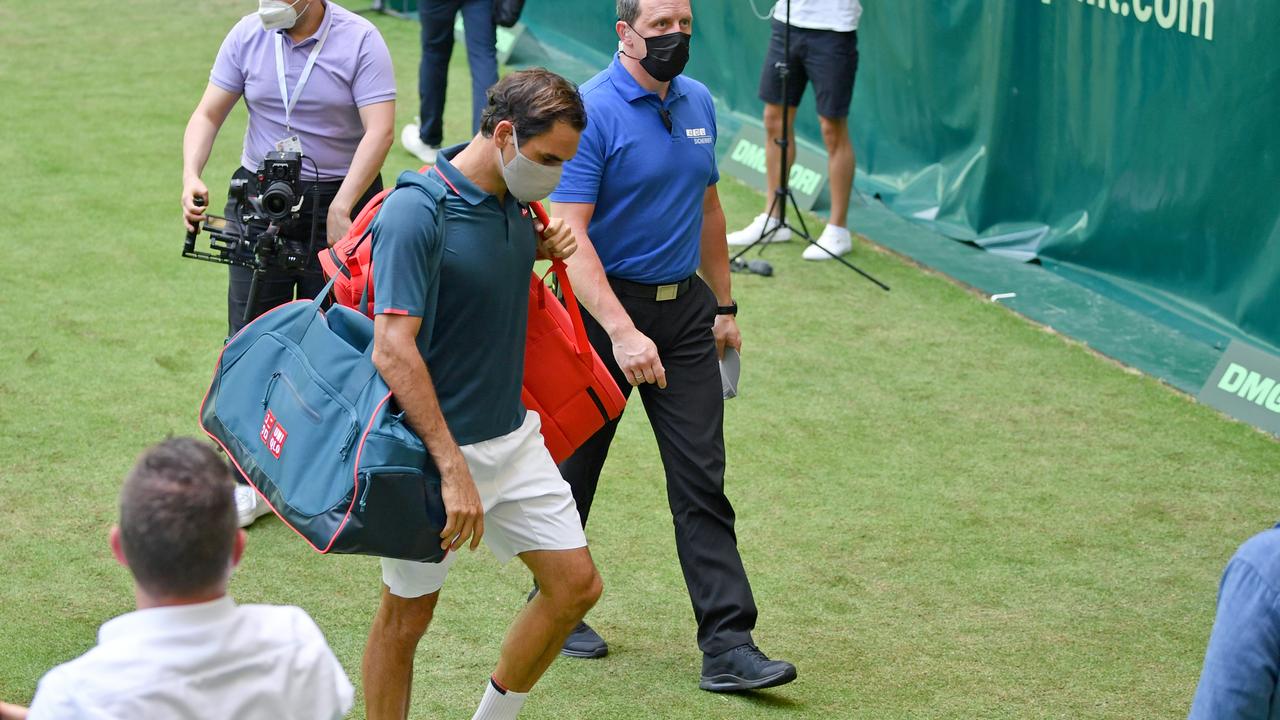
[[545, 0, 797, 693], [362, 69, 601, 720]]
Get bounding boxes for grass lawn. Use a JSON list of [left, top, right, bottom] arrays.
[[2, 2, 1278, 718]]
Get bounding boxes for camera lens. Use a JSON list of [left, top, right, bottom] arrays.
[[259, 181, 296, 221]]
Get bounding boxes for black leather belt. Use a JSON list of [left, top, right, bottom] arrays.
[[608, 275, 695, 302]]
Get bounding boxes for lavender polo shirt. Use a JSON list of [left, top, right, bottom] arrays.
[[209, 2, 396, 181]]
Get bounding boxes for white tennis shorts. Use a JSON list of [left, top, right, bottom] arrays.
[[381, 410, 587, 599]]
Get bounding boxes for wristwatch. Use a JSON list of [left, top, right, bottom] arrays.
[[716, 300, 738, 316]]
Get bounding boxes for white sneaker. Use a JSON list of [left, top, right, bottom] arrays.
[[727, 213, 791, 247], [234, 483, 272, 528], [802, 225, 854, 260], [401, 119, 440, 165]]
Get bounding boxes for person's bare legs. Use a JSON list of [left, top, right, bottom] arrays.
[[762, 102, 799, 218], [363, 587, 440, 720], [819, 114, 853, 229], [492, 547, 602, 692]]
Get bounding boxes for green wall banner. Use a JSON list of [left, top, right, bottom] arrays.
[[511, 1, 1280, 397], [720, 124, 827, 212], [853, 1, 1280, 354], [1197, 341, 1280, 437]]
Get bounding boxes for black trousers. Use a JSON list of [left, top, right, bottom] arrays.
[[224, 168, 383, 336], [559, 275, 758, 656]]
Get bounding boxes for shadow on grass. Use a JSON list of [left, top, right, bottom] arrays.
[[724, 690, 804, 711]]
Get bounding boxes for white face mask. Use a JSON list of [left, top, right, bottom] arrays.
[[258, 0, 308, 31], [498, 130, 563, 203]]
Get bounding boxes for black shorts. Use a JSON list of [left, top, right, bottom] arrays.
[[758, 19, 858, 119]]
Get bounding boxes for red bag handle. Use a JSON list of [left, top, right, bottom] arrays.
[[529, 201, 592, 361]]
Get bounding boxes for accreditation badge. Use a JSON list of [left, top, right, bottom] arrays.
[[274, 135, 304, 155]]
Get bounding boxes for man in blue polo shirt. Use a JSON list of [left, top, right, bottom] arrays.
[[362, 69, 602, 720], [1189, 523, 1280, 719], [545, 0, 797, 693]]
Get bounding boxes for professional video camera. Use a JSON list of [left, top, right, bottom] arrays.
[[182, 151, 316, 323]]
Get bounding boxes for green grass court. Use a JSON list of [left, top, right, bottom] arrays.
[[2, 2, 1278, 717]]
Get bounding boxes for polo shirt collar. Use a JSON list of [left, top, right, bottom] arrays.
[[98, 596, 237, 645], [607, 53, 687, 105], [436, 144, 494, 207], [276, 0, 333, 48]]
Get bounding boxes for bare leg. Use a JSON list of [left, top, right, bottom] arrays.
[[819, 115, 854, 229], [762, 103, 799, 218], [363, 586, 439, 720], [491, 548, 602, 692]]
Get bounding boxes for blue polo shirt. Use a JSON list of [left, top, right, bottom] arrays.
[[549, 55, 720, 284], [1190, 524, 1280, 719], [370, 146, 536, 446]]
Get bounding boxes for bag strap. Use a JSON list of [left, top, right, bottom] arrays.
[[528, 201, 591, 361], [345, 165, 440, 317]]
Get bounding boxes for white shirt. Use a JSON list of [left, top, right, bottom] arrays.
[[26, 597, 353, 720], [772, 0, 862, 32]]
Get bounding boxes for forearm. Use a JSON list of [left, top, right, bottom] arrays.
[[561, 223, 635, 337], [182, 114, 220, 182], [698, 201, 733, 305], [373, 347, 465, 474], [331, 125, 392, 215]]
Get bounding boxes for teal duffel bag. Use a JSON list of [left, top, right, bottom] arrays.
[[199, 277, 447, 563]]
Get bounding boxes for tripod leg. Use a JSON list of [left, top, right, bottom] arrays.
[[785, 189, 889, 290], [243, 269, 263, 327]]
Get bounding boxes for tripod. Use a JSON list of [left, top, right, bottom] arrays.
[[731, 0, 888, 291]]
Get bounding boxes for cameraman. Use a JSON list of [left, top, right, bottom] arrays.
[[182, 0, 396, 337]]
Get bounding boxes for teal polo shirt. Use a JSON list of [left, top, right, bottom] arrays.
[[549, 54, 720, 284], [370, 146, 536, 445]]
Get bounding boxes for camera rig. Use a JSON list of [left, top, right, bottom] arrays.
[[182, 151, 317, 325]]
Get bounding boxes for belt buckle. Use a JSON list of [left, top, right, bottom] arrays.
[[655, 284, 679, 301]]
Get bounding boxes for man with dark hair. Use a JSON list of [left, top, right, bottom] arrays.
[[0, 438, 352, 720], [544, 0, 797, 693], [362, 68, 600, 720]]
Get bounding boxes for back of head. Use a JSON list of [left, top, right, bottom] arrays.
[[118, 438, 237, 599], [479, 68, 587, 142]]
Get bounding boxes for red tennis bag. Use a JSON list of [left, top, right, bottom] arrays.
[[318, 172, 625, 462]]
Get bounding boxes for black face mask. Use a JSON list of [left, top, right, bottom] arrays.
[[625, 25, 690, 82]]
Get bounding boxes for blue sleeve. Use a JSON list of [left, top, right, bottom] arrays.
[[1189, 557, 1280, 719], [370, 189, 442, 318], [706, 93, 720, 186], [549, 110, 607, 204]]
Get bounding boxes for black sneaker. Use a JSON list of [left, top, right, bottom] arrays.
[[699, 644, 797, 692], [527, 586, 608, 659], [561, 620, 608, 658]]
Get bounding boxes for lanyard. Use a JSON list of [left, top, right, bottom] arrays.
[[274, 19, 331, 133]]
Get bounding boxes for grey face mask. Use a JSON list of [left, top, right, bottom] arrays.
[[499, 130, 563, 203]]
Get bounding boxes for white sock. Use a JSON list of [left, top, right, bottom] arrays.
[[471, 677, 528, 720]]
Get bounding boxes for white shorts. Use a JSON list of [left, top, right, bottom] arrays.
[[381, 411, 587, 599]]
